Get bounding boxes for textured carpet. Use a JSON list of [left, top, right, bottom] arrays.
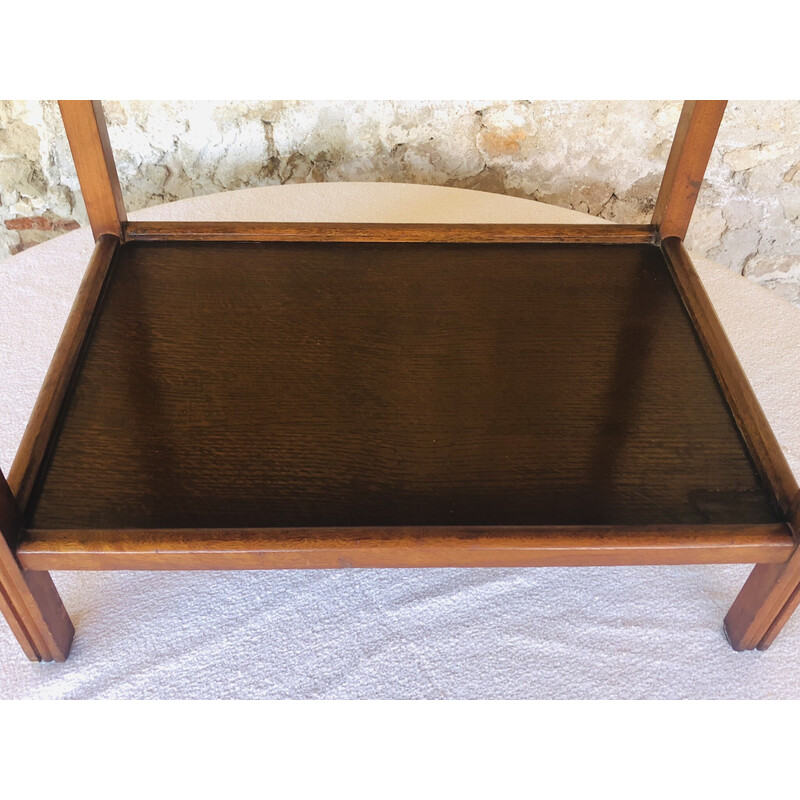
[[2, 184, 799, 699]]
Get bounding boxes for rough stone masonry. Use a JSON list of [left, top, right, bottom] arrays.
[[1, 100, 799, 305]]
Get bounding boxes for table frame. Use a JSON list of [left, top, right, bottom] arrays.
[[1, 99, 797, 661]]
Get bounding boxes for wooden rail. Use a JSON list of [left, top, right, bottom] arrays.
[[7, 234, 120, 512], [123, 221, 658, 244], [17, 524, 794, 571]]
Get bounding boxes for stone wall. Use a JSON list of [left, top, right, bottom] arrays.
[[2, 100, 799, 303]]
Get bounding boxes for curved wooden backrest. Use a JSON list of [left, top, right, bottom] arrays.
[[57, 100, 727, 243]]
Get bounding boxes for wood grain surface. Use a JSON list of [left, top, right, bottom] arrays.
[[25, 240, 779, 533]]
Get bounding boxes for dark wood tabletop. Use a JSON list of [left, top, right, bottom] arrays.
[[26, 240, 778, 531]]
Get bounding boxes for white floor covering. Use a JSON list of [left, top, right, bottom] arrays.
[[1, 183, 799, 699]]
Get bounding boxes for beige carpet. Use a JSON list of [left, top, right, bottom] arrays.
[[2, 184, 799, 699]]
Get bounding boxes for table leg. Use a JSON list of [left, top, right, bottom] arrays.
[[0, 469, 73, 662], [725, 546, 800, 651]]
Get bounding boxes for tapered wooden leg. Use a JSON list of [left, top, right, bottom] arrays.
[[0, 470, 74, 661], [725, 546, 800, 651]]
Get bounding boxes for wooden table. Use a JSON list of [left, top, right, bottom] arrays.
[[1, 100, 798, 662]]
